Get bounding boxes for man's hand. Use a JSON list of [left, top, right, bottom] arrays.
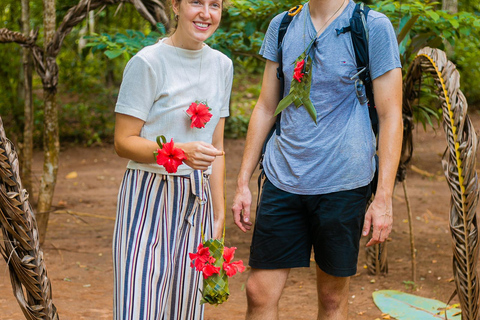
[[362, 193, 393, 247], [231, 185, 254, 233]]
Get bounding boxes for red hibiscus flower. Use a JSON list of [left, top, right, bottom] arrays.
[[189, 243, 214, 271], [222, 246, 246, 277], [186, 102, 213, 129], [293, 59, 305, 82], [155, 138, 187, 173], [223, 260, 246, 277], [202, 264, 221, 279]]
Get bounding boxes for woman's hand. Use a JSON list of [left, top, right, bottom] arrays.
[[176, 141, 224, 171]]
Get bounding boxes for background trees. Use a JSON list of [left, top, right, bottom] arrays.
[[0, 0, 479, 242]]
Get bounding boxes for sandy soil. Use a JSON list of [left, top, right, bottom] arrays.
[[1, 112, 480, 320]]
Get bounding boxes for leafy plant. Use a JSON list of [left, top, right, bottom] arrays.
[[84, 24, 165, 61], [402, 280, 418, 291]]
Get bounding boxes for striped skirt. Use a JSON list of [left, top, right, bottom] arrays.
[[113, 169, 213, 320]]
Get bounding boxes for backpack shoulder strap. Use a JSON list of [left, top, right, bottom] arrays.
[[273, 5, 302, 136], [277, 5, 303, 80], [337, 2, 377, 136], [260, 5, 302, 168], [277, 5, 302, 48]]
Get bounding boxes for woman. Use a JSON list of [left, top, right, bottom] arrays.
[[113, 0, 232, 319]]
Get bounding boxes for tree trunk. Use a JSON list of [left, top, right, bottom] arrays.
[[442, 0, 457, 56], [37, 0, 59, 244], [442, 0, 458, 13], [21, 0, 34, 195]]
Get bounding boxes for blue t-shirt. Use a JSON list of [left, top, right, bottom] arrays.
[[260, 1, 401, 195]]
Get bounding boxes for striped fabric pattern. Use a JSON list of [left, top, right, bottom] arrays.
[[113, 169, 213, 320]]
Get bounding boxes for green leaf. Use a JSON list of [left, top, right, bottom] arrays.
[[156, 135, 167, 148], [104, 49, 125, 59], [449, 18, 460, 29], [426, 11, 440, 22], [156, 23, 166, 34], [373, 290, 462, 319]]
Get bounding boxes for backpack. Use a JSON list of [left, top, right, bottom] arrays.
[[260, 2, 379, 194]]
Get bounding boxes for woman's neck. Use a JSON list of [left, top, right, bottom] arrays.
[[169, 31, 204, 50]]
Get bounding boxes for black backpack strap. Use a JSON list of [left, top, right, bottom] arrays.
[[337, 2, 379, 194], [274, 8, 299, 136], [337, 3, 377, 136], [260, 6, 300, 170], [350, 3, 377, 136]]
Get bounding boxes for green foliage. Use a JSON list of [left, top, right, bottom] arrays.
[[0, 43, 24, 144], [209, 0, 299, 73], [402, 280, 418, 291], [375, 1, 480, 69], [453, 38, 480, 105], [84, 25, 165, 61], [373, 0, 480, 125], [224, 72, 261, 138], [59, 99, 115, 146], [2, 0, 480, 144], [0, 1, 156, 145]]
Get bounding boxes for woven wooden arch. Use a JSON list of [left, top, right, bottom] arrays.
[[366, 47, 479, 319]]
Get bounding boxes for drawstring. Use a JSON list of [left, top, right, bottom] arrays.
[[186, 170, 208, 226]]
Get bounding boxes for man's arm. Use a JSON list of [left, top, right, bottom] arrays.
[[362, 67, 403, 246], [231, 60, 282, 232]]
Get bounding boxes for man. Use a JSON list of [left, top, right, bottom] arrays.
[[231, 0, 402, 319]]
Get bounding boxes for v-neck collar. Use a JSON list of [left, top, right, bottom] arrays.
[[304, 1, 353, 41]]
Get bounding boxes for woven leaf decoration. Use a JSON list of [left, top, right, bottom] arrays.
[[200, 238, 230, 305], [275, 53, 317, 123], [404, 47, 479, 320], [0, 116, 59, 319]]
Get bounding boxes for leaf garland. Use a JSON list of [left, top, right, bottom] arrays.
[[274, 42, 317, 124]]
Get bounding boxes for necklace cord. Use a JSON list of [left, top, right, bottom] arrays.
[[305, 0, 347, 48]]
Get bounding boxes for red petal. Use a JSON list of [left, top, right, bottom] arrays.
[[186, 102, 198, 116], [223, 262, 237, 277], [163, 159, 178, 173], [202, 264, 220, 278], [222, 246, 236, 263], [231, 260, 246, 273], [172, 147, 187, 160]]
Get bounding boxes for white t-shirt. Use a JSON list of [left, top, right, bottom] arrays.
[[115, 38, 233, 175]]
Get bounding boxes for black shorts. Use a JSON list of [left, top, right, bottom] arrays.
[[249, 178, 372, 277]]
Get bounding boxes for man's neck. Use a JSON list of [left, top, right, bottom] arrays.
[[309, 0, 347, 20]]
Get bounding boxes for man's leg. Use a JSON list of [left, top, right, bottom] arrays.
[[316, 266, 350, 320], [245, 268, 290, 320]]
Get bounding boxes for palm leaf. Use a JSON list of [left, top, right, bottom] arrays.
[[0, 116, 59, 320], [405, 47, 479, 320]]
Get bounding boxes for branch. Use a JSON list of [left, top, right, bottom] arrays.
[[0, 28, 46, 82], [49, 0, 169, 57]]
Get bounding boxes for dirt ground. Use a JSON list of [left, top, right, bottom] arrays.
[[2, 112, 480, 320]]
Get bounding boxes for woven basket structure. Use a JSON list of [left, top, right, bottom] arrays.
[[200, 238, 230, 305]]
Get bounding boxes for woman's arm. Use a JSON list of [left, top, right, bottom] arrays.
[[114, 113, 159, 163], [209, 118, 226, 239], [114, 113, 223, 169]]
